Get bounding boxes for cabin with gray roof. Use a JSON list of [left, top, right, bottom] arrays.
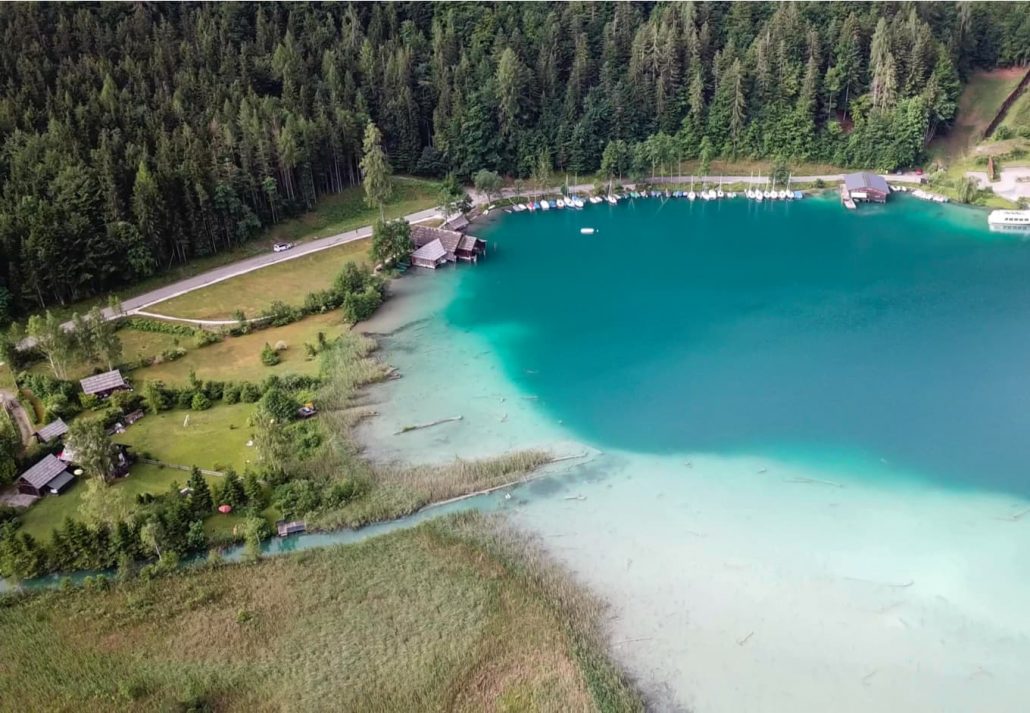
[[442, 213, 469, 232], [17, 454, 75, 497], [842, 172, 890, 203], [410, 225, 486, 267], [34, 418, 68, 444], [80, 369, 128, 397], [411, 239, 448, 269]]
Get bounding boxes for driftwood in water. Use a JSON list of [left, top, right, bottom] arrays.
[[784, 476, 843, 488], [394, 415, 463, 435], [549, 451, 589, 464], [996, 507, 1030, 522]]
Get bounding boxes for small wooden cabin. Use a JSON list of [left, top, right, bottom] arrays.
[[80, 369, 129, 398], [277, 520, 307, 537], [17, 454, 75, 497], [34, 418, 68, 444]]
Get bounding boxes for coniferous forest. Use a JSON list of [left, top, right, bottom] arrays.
[[0, 3, 1028, 317]]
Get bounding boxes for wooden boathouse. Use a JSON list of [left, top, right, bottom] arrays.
[[410, 225, 486, 269], [841, 172, 890, 205]]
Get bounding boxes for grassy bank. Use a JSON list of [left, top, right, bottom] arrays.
[[133, 311, 345, 384], [0, 514, 643, 712], [149, 240, 371, 321], [35, 177, 439, 323]]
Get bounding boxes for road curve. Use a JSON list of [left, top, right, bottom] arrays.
[[18, 206, 441, 348]]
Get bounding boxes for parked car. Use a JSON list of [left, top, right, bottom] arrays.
[[273, 242, 294, 253]]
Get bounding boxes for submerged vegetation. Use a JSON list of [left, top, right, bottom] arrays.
[[0, 514, 644, 712]]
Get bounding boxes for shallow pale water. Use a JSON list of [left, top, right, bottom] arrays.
[[358, 195, 1030, 712]]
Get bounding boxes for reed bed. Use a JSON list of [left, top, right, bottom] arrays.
[[0, 515, 643, 712]]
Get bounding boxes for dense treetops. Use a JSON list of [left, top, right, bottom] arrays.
[[0, 3, 1027, 318]]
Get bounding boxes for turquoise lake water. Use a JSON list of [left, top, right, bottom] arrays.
[[450, 195, 1030, 496]]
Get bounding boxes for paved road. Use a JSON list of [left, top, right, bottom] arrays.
[[107, 206, 442, 320], [19, 206, 442, 347]]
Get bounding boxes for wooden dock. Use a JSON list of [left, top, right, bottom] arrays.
[[840, 185, 857, 210]]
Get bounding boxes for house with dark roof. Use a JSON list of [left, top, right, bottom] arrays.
[[34, 418, 68, 444], [80, 369, 128, 397], [410, 225, 486, 268], [842, 172, 890, 203], [17, 454, 75, 497]]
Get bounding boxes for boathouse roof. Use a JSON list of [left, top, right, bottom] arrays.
[[412, 225, 463, 253], [411, 239, 447, 263], [843, 172, 889, 194], [442, 214, 469, 232]]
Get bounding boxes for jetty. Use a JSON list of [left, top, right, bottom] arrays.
[[840, 184, 857, 210]]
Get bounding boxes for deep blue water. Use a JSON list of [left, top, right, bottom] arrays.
[[447, 195, 1030, 495]]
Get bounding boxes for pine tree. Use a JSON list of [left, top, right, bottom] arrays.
[[360, 121, 392, 221], [188, 467, 214, 516]]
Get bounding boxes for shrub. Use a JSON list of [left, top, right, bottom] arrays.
[[110, 390, 142, 414], [203, 381, 224, 401], [175, 391, 195, 409], [223, 384, 241, 404], [334, 262, 372, 296], [260, 343, 280, 367], [258, 386, 298, 422], [342, 285, 384, 323], [240, 383, 262, 403], [118, 317, 197, 337], [195, 329, 222, 347], [302, 289, 342, 314], [261, 301, 300, 327], [191, 392, 212, 411]]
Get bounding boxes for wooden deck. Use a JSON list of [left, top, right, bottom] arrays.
[[840, 185, 857, 210]]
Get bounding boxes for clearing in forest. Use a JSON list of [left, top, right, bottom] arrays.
[[930, 67, 1026, 162]]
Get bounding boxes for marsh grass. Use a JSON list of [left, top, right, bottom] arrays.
[[0, 514, 643, 712]]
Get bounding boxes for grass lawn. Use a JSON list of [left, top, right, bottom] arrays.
[[36, 177, 439, 323], [203, 505, 280, 542], [17, 463, 222, 542], [149, 239, 370, 320], [0, 515, 642, 712], [26, 327, 188, 382], [930, 68, 1026, 162], [113, 403, 258, 473], [999, 86, 1030, 134], [132, 311, 344, 385]]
